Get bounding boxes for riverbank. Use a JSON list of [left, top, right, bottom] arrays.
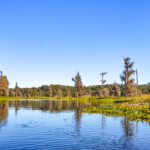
[[1, 95, 150, 103], [1, 95, 150, 122], [0, 96, 76, 101]]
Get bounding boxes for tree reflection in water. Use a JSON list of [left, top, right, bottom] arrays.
[[8, 100, 91, 113], [0, 100, 138, 140], [8, 100, 91, 134], [0, 103, 8, 128], [122, 117, 134, 137]]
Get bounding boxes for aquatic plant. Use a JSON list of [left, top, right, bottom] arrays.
[[83, 103, 150, 122]]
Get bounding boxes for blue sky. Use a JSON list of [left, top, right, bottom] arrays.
[[0, 0, 150, 88]]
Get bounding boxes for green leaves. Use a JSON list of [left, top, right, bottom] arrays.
[[83, 103, 150, 122]]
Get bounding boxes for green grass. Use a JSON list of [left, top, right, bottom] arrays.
[[0, 95, 150, 102], [0, 96, 78, 101]]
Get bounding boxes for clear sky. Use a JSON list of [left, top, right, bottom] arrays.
[[0, 0, 150, 88]]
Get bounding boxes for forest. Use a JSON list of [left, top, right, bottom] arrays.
[[1, 57, 150, 123], [6, 57, 150, 98], [8, 83, 150, 98]]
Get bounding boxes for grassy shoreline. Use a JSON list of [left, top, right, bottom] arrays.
[[0, 96, 77, 101], [1, 95, 150, 104], [1, 95, 150, 122], [0, 95, 150, 100]]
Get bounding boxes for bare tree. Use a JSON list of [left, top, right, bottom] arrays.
[[100, 72, 108, 97], [14, 82, 22, 97], [100, 72, 107, 88]]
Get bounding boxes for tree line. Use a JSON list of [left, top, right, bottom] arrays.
[[6, 57, 150, 97]]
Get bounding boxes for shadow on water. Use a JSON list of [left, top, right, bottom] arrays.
[[114, 100, 132, 104]]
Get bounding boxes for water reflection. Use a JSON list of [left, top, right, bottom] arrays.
[[0, 100, 137, 136], [101, 115, 106, 129], [0, 100, 145, 142], [122, 117, 134, 138], [74, 101, 83, 134], [0, 103, 8, 129], [9, 100, 90, 133], [0, 103, 8, 123], [0, 100, 150, 149], [8, 100, 91, 113]]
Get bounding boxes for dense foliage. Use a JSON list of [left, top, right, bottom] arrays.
[[8, 84, 150, 98]]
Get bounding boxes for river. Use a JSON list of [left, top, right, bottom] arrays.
[[0, 100, 149, 150]]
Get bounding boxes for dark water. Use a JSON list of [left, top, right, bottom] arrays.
[[0, 100, 150, 150]]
